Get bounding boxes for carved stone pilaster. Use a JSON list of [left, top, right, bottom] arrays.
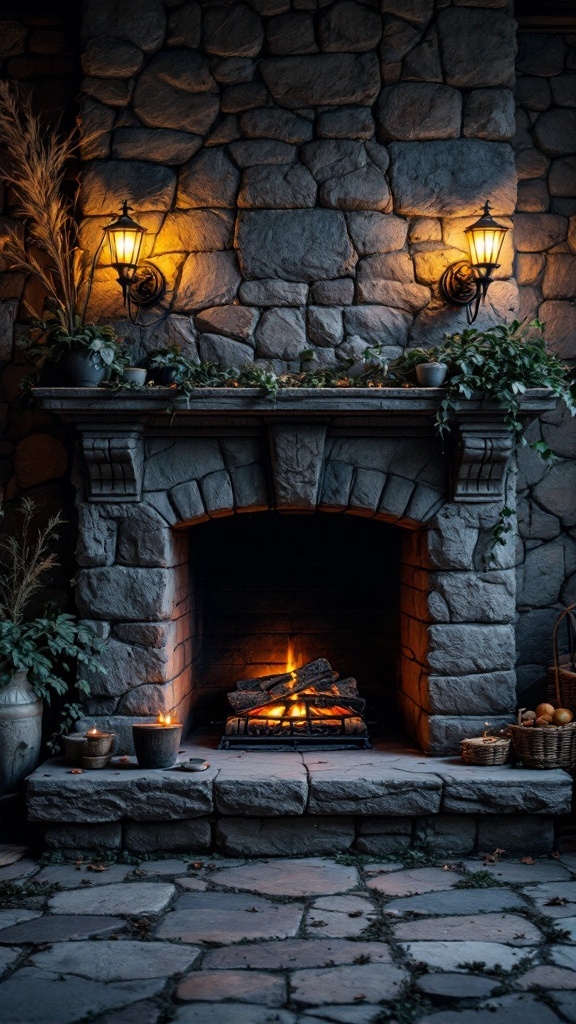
[[452, 422, 515, 503], [81, 428, 144, 502], [268, 423, 327, 510]]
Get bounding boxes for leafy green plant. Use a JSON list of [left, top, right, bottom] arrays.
[[0, 499, 104, 701], [23, 316, 127, 377], [146, 344, 197, 384], [392, 320, 575, 455], [46, 701, 86, 755]]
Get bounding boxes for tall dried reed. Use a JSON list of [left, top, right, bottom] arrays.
[[0, 499, 63, 624], [0, 82, 85, 333]]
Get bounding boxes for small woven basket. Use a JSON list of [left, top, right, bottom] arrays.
[[509, 721, 576, 770], [546, 603, 576, 716], [460, 736, 511, 766]]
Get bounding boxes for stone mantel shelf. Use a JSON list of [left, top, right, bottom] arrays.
[[33, 386, 556, 422], [34, 387, 556, 506]]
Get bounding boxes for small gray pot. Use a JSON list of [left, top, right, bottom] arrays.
[[122, 367, 147, 386], [415, 362, 448, 387]]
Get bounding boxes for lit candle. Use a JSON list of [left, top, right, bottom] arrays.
[[132, 714, 183, 769]]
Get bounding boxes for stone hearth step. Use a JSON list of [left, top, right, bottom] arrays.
[[26, 739, 571, 856]]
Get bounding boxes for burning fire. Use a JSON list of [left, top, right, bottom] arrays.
[[157, 713, 172, 726], [249, 701, 351, 720], [285, 637, 302, 674]]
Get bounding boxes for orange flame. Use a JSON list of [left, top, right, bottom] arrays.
[[285, 637, 303, 673], [157, 713, 172, 726], [87, 727, 98, 736]]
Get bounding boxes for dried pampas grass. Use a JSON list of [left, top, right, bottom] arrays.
[[0, 82, 89, 332]]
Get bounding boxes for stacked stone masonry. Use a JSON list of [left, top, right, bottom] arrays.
[[77, 0, 520, 373], [513, 29, 576, 706], [35, 388, 552, 754], [28, 743, 572, 855], [0, 3, 574, 734]]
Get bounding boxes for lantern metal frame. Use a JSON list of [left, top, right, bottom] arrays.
[[103, 201, 166, 323], [440, 200, 509, 324]]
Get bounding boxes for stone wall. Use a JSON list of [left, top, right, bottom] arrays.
[[0, 3, 574, 727], [513, 29, 576, 708], [78, 0, 519, 370], [0, 2, 81, 602]]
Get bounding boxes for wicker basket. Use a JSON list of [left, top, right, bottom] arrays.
[[460, 736, 511, 766], [546, 603, 576, 715], [509, 721, 576, 770]]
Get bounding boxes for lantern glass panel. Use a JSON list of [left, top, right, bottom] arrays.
[[108, 225, 144, 269], [467, 225, 506, 268]]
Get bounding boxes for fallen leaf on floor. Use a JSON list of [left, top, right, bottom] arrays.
[[546, 896, 570, 906], [521, 857, 536, 865], [348, 910, 363, 917], [246, 907, 259, 913], [309, 920, 327, 927], [70, 769, 84, 774], [353, 994, 367, 1002], [87, 863, 108, 872], [551, 851, 561, 859]]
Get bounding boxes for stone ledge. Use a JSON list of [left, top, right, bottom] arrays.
[[26, 739, 572, 829], [33, 387, 556, 421]]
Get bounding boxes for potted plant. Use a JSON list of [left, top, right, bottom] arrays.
[[26, 315, 128, 387], [146, 344, 196, 386], [390, 345, 449, 387], [0, 499, 104, 793], [391, 319, 575, 447], [0, 82, 124, 387]]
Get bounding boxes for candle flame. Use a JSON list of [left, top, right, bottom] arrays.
[[157, 713, 172, 726], [87, 727, 98, 736]]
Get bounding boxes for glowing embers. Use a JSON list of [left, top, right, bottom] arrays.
[[219, 657, 371, 749]]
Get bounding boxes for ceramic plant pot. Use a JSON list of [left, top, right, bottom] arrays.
[[61, 349, 107, 387], [0, 671, 43, 794], [149, 366, 178, 386], [415, 362, 448, 387], [122, 367, 147, 386]]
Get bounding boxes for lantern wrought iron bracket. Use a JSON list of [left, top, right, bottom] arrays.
[[439, 200, 508, 325], [128, 261, 165, 307], [104, 200, 167, 325]]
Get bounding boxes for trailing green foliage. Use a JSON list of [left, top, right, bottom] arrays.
[[393, 319, 576, 457], [0, 612, 103, 700], [0, 499, 103, 707]]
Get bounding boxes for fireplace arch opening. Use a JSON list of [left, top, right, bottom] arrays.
[[187, 511, 404, 741]]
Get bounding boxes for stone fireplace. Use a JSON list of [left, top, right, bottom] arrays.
[[36, 385, 555, 756]]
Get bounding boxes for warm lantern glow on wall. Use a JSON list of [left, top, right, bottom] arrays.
[[440, 200, 509, 324], [104, 200, 165, 314]]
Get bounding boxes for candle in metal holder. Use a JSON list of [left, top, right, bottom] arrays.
[[84, 728, 115, 757]]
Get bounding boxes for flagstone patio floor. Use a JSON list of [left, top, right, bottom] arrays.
[[1, 848, 576, 1024]]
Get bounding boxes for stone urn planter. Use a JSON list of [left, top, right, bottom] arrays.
[[61, 349, 107, 387], [415, 362, 449, 387], [0, 670, 43, 794]]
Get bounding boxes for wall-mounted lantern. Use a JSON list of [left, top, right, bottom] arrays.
[[104, 201, 165, 312], [440, 201, 509, 324]]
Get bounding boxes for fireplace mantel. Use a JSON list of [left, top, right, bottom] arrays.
[[34, 386, 556, 506]]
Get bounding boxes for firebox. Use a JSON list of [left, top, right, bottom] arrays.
[[189, 513, 402, 744], [218, 657, 371, 750]]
